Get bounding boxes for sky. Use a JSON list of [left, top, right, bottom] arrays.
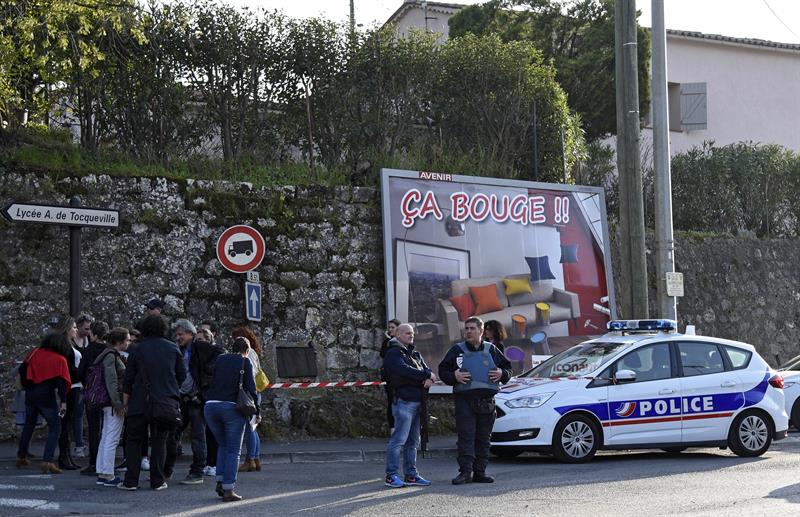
[[222, 0, 800, 44]]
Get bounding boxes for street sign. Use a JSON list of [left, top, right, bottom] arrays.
[[246, 271, 260, 283], [666, 272, 684, 297], [245, 281, 262, 322], [215, 225, 266, 273], [2, 202, 119, 228]]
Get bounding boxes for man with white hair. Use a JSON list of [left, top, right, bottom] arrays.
[[381, 323, 436, 488]]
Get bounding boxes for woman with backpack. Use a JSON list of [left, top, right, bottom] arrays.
[[92, 328, 130, 487], [16, 320, 74, 474]]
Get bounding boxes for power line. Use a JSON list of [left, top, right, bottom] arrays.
[[762, 0, 800, 41]]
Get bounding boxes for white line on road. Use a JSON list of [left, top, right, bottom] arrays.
[[0, 484, 55, 491], [0, 497, 59, 510]]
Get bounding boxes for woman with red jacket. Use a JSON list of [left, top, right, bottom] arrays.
[[17, 319, 74, 473]]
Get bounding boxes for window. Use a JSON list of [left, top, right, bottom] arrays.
[[678, 342, 726, 377], [667, 81, 707, 132], [724, 346, 752, 370], [614, 343, 672, 383], [521, 342, 626, 379]]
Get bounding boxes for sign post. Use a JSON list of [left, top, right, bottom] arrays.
[[3, 197, 120, 316], [216, 225, 266, 322]]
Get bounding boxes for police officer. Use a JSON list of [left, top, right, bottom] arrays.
[[439, 316, 512, 485]]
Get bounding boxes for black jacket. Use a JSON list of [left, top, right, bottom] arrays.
[[123, 337, 186, 416], [382, 338, 432, 402], [77, 340, 107, 385], [183, 337, 223, 401], [438, 341, 513, 398]]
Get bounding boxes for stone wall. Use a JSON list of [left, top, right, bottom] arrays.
[[1, 169, 799, 439]]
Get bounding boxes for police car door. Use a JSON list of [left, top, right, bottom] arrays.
[[677, 341, 740, 442], [606, 343, 682, 446]]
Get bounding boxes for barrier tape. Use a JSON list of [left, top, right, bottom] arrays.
[[265, 381, 385, 389]]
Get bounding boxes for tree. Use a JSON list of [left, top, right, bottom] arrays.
[[449, 0, 651, 141]]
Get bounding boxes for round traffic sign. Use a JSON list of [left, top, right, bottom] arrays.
[[216, 225, 266, 273]]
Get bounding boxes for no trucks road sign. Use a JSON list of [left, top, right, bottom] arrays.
[[216, 225, 266, 273]]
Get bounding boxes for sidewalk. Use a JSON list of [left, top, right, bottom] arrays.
[[0, 435, 459, 465]]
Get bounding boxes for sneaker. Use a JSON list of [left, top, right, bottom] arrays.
[[101, 476, 122, 487], [115, 459, 127, 472], [116, 483, 137, 491], [73, 446, 88, 458], [384, 474, 405, 488], [95, 477, 107, 486], [404, 474, 431, 486], [203, 466, 216, 477], [141, 458, 150, 471], [180, 474, 204, 485], [153, 482, 168, 491]]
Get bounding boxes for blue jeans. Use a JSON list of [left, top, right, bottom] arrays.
[[245, 393, 261, 460], [204, 402, 246, 490], [72, 388, 84, 447], [385, 399, 421, 478], [18, 404, 60, 462]]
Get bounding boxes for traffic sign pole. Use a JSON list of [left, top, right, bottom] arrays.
[[69, 196, 82, 316]]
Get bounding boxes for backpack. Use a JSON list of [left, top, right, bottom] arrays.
[[85, 350, 117, 410]]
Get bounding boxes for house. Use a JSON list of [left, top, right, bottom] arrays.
[[383, 1, 464, 44], [385, 2, 800, 156]]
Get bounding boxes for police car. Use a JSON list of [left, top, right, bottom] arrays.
[[490, 320, 788, 463]]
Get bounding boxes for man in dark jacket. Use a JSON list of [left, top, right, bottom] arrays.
[[173, 319, 222, 485], [119, 315, 185, 491], [439, 316, 512, 485], [382, 324, 436, 488]]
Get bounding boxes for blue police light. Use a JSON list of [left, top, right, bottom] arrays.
[[606, 319, 677, 332]]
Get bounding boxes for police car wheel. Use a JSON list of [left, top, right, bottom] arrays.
[[490, 447, 523, 459], [728, 411, 772, 457], [552, 414, 599, 463]]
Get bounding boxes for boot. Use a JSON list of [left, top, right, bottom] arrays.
[[253, 458, 261, 472], [16, 456, 30, 468], [41, 462, 62, 474], [222, 489, 242, 502], [58, 454, 78, 471], [238, 459, 256, 472]]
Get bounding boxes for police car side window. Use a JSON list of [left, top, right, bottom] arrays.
[[614, 343, 672, 383], [678, 342, 726, 377], [723, 346, 752, 370]]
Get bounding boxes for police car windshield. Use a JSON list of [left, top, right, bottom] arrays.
[[520, 342, 627, 378]]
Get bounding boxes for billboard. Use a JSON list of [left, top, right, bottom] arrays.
[[381, 168, 616, 374]]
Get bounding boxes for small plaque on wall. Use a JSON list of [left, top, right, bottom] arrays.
[[276, 347, 318, 378], [666, 272, 684, 297]]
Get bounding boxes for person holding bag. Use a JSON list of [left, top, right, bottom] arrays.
[[93, 328, 130, 487], [118, 315, 185, 491], [232, 326, 265, 473], [203, 337, 258, 502]]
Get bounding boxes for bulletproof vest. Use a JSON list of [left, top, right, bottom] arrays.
[[453, 342, 499, 394]]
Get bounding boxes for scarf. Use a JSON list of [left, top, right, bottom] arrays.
[[25, 348, 72, 390]]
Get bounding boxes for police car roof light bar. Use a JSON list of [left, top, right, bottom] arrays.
[[606, 319, 677, 333]]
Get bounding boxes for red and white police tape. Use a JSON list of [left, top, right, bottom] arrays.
[[265, 381, 385, 389]]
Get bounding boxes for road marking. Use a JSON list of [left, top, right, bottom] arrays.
[[0, 484, 55, 491], [0, 497, 59, 510]]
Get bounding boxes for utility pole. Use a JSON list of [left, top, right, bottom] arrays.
[[349, 0, 355, 34], [614, 0, 649, 319], [651, 0, 677, 320]]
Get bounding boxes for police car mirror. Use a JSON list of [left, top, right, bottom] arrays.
[[615, 369, 637, 383]]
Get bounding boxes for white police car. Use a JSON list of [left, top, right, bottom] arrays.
[[490, 320, 789, 463]]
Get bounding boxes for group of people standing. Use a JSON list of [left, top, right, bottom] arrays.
[[15, 299, 266, 502], [380, 316, 512, 488]]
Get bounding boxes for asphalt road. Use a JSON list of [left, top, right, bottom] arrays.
[[2, 440, 800, 516]]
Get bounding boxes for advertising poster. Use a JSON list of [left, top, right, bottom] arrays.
[[381, 168, 616, 375]]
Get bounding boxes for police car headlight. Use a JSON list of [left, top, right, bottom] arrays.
[[504, 392, 555, 409]]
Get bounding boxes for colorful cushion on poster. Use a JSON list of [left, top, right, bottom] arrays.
[[449, 293, 475, 321], [503, 277, 533, 295], [469, 284, 504, 315], [525, 255, 556, 281]]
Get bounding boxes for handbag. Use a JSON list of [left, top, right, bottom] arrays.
[[141, 355, 183, 429], [236, 357, 258, 417], [255, 367, 269, 392]]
